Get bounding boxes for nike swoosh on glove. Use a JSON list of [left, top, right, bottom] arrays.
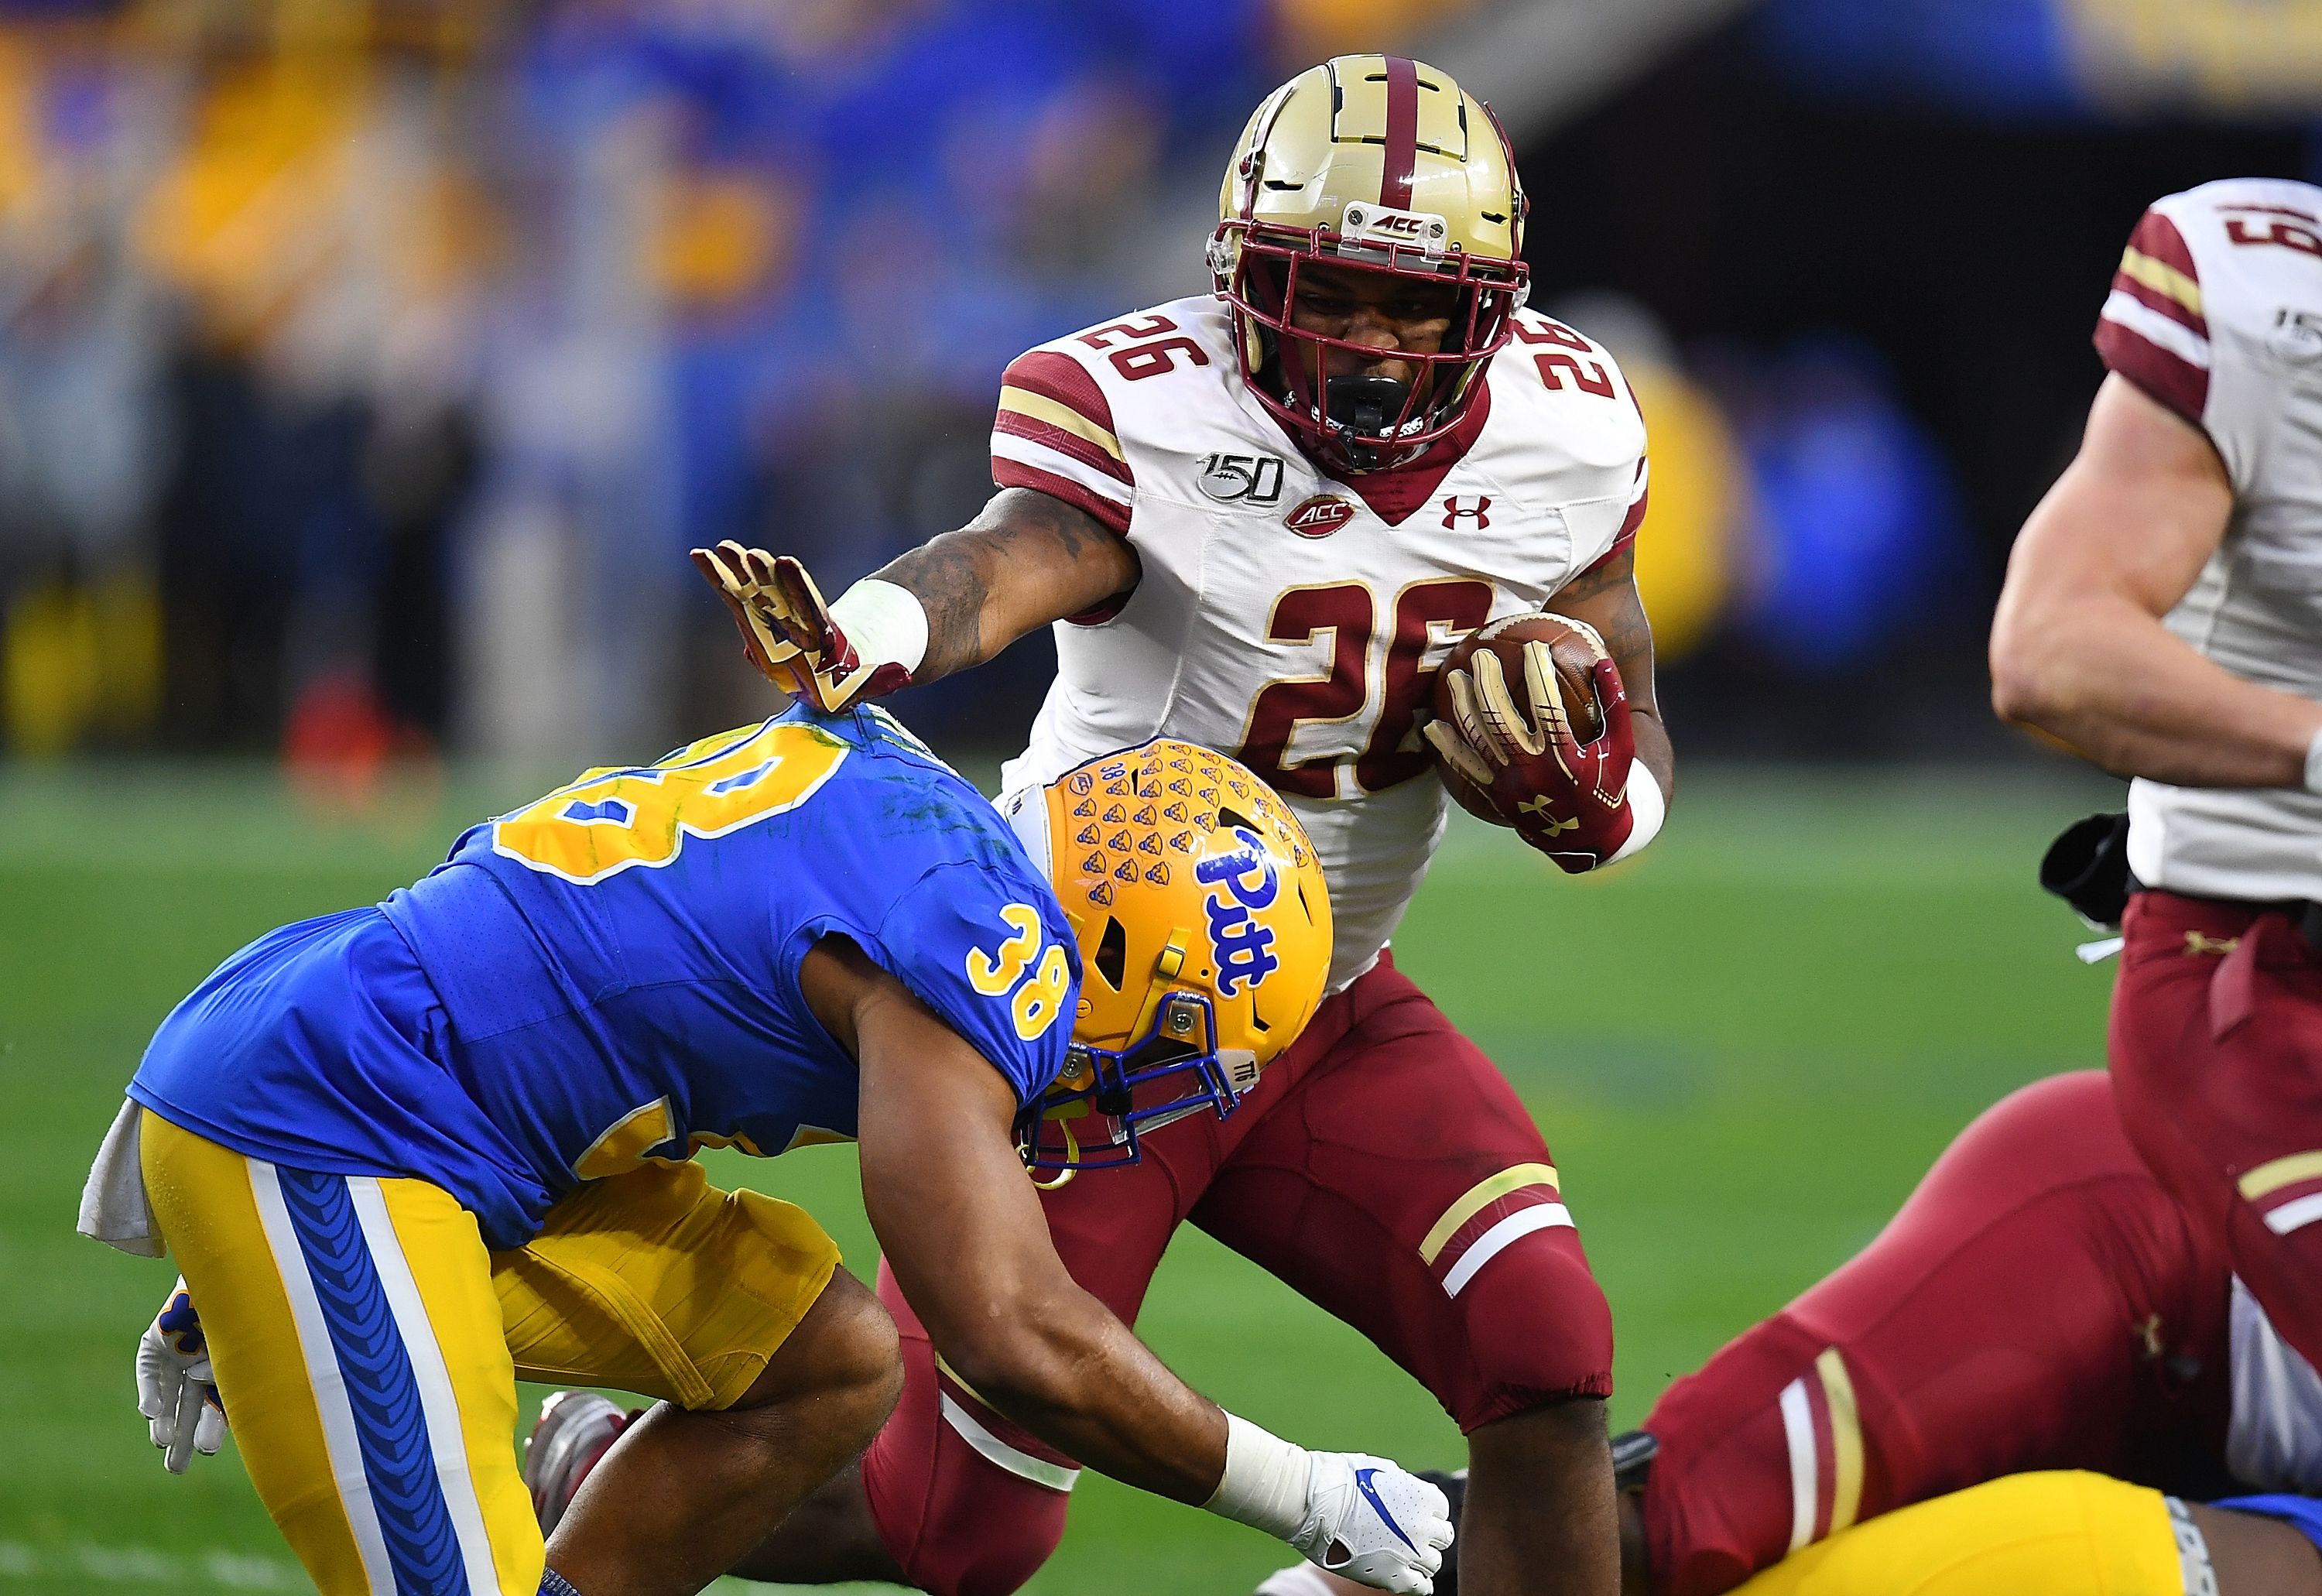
[[1290, 1454, 1454, 1595], [137, 1279, 226, 1474]]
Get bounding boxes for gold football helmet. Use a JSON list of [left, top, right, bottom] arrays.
[[1002, 740, 1333, 1170], [1208, 55, 1529, 474]]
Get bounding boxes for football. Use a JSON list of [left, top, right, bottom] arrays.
[[1430, 612, 1610, 822]]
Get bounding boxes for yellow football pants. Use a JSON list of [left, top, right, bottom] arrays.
[[139, 1110, 841, 1596], [1728, 1471, 2195, 1596]]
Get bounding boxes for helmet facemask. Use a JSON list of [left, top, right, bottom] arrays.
[[1013, 988, 1257, 1173], [1215, 221, 1526, 476]]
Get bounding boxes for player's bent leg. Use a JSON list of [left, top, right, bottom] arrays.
[[139, 1109, 545, 1595], [495, 1159, 896, 1595], [1725, 1471, 2231, 1596], [550, 1269, 902, 1594], [1464, 1400, 1620, 1596], [1192, 962, 1618, 1596]]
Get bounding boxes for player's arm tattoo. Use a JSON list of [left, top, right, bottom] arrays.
[[1554, 543, 1676, 800], [869, 488, 1141, 684]]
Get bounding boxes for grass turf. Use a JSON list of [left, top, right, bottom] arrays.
[[0, 759, 2121, 1594]]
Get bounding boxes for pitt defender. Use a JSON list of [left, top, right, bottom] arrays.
[[1993, 180, 2322, 1382], [81, 711, 1454, 1596], [682, 53, 1663, 1596]]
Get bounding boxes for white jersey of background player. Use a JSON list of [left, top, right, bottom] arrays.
[[2074, 176, 2322, 901], [1995, 178, 2322, 1420]]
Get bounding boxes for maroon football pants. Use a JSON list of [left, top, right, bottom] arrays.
[[859, 955, 1614, 1596], [1640, 1071, 2229, 1596], [2111, 889, 2322, 1375]]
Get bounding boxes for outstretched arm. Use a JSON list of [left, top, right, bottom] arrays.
[[875, 488, 1140, 683], [1990, 373, 2318, 786], [844, 958, 1225, 1498], [694, 488, 1139, 711], [803, 938, 1453, 1593]]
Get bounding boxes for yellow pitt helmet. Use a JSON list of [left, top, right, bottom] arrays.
[[1207, 55, 1529, 475], [1001, 740, 1332, 1170]]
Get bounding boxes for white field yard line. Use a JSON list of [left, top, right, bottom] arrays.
[[0, 1541, 766, 1592], [0, 1540, 303, 1587]]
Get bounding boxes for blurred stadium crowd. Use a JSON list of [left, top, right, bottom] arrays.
[[0, 0, 2311, 773]]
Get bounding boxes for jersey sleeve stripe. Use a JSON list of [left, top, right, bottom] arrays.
[[2115, 246, 2207, 334], [995, 392, 1130, 474], [2095, 303, 2210, 426], [991, 443, 1132, 536], [991, 432, 1132, 506], [2128, 209, 2200, 282], [1002, 350, 1117, 433]]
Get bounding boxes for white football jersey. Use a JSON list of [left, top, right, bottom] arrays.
[[2099, 179, 2322, 902], [991, 295, 1649, 991]]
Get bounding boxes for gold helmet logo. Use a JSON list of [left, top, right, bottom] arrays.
[[1209, 56, 1529, 474]]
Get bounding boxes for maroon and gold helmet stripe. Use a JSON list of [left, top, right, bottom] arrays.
[[1380, 55, 1419, 211]]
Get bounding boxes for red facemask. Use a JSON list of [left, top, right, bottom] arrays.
[[1214, 220, 1527, 476]]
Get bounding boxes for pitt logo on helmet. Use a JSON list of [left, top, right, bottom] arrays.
[[1197, 828, 1283, 996], [1003, 741, 1331, 1171]]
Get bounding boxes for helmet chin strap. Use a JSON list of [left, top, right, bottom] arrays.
[[1323, 375, 1412, 472]]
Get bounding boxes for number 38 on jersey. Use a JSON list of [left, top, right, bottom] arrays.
[[492, 720, 850, 885]]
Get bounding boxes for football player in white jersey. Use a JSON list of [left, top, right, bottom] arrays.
[[538, 57, 1668, 1596], [1992, 180, 2322, 1388]]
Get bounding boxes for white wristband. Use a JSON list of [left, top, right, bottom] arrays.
[[1608, 763, 1666, 865], [829, 578, 930, 677], [1204, 1413, 1313, 1540], [2305, 726, 2322, 795]]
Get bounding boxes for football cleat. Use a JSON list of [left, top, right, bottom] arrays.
[[524, 1390, 632, 1533], [1001, 740, 1332, 1171], [1209, 56, 1529, 475]]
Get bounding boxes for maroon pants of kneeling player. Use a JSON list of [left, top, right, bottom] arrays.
[[858, 955, 1614, 1596], [1641, 1071, 2229, 1596], [2112, 889, 2322, 1375]]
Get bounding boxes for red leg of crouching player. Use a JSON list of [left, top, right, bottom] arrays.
[[2111, 890, 2322, 1375], [855, 954, 1616, 1596], [1639, 1072, 2230, 1596]]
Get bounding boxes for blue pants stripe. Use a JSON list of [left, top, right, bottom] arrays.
[[276, 1168, 473, 1596]]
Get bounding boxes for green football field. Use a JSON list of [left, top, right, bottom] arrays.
[[0, 758, 2123, 1594]]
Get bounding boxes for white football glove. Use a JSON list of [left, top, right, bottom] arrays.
[[1289, 1453, 1454, 1595], [136, 1278, 225, 1473]]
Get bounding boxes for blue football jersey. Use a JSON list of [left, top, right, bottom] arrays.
[[132, 705, 1081, 1248]]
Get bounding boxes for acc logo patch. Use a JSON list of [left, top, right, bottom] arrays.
[[1194, 826, 1282, 996], [1284, 495, 1357, 537]]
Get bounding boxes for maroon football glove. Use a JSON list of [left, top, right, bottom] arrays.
[[690, 542, 914, 713], [1432, 647, 1636, 872]]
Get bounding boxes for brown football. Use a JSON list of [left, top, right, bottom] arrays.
[[1430, 612, 1608, 824]]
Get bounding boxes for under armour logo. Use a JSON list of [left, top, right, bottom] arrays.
[[1442, 495, 1491, 529], [1515, 798, 1577, 833]]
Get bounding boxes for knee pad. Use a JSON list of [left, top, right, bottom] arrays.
[[861, 1332, 1075, 1596], [1450, 1230, 1614, 1429]]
